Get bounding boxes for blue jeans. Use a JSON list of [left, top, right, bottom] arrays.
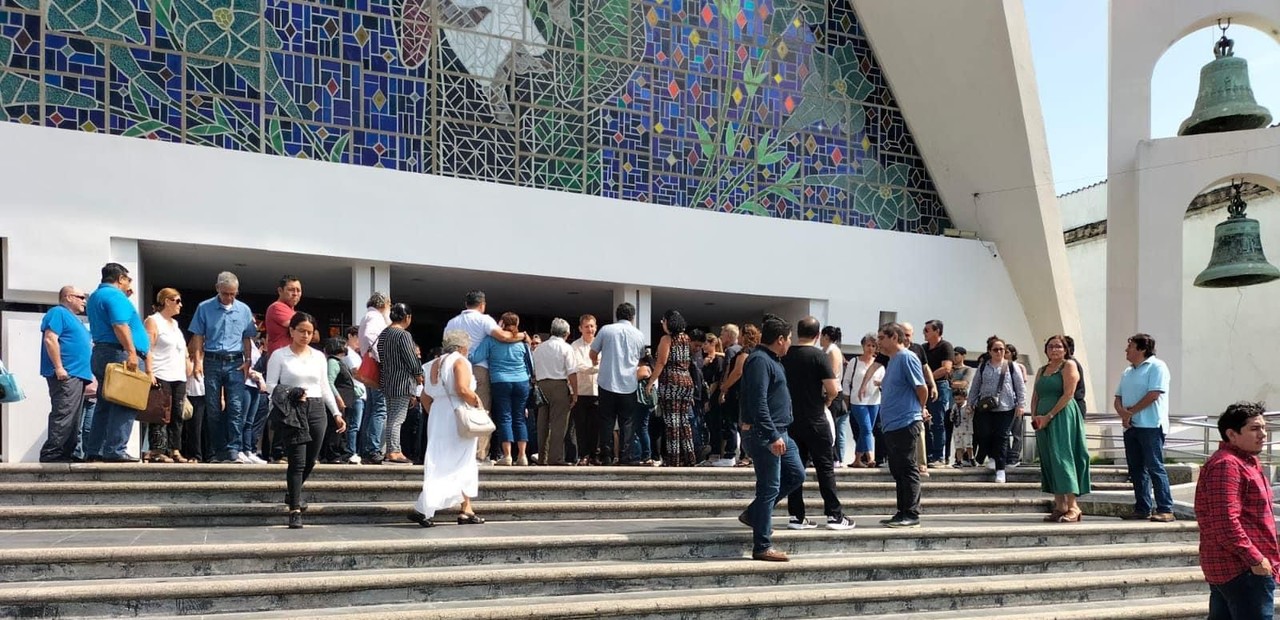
[[524, 401, 539, 456], [1124, 426, 1173, 514], [203, 355, 247, 460], [850, 404, 879, 454], [344, 396, 365, 456], [86, 345, 139, 460], [74, 399, 97, 461], [1209, 570, 1276, 620], [491, 381, 530, 443], [926, 381, 952, 462], [744, 429, 805, 553], [833, 411, 851, 463], [359, 389, 387, 457], [691, 405, 706, 453], [241, 386, 269, 456], [631, 403, 652, 462]]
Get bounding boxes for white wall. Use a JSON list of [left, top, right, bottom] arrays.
[[0, 123, 1038, 460], [1064, 184, 1280, 416]]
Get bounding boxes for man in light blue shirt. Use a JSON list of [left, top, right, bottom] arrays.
[[876, 322, 927, 528], [1114, 332, 1173, 522], [590, 302, 646, 465], [189, 271, 258, 463], [84, 263, 148, 462]]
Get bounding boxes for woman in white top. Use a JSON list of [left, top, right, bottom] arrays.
[[266, 312, 345, 529], [841, 333, 885, 468], [410, 329, 485, 528], [144, 288, 190, 463]]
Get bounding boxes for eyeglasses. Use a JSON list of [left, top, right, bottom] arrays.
[[991, 347, 1006, 352], [1046, 344, 1065, 350], [69, 294, 86, 300], [170, 298, 183, 304]]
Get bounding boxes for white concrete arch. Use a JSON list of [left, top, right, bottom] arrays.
[[1109, 0, 1280, 414]]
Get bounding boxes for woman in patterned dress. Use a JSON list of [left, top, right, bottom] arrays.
[[647, 309, 697, 467]]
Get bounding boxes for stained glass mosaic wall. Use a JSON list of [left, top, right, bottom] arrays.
[[0, 0, 950, 233]]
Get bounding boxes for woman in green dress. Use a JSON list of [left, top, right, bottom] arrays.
[[1029, 335, 1092, 522]]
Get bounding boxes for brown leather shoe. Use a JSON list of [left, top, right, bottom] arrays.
[[1149, 512, 1176, 523], [1121, 512, 1152, 520], [752, 548, 789, 562]]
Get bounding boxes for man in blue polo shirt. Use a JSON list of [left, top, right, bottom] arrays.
[[1114, 332, 1174, 522], [877, 322, 928, 528], [38, 285, 93, 462], [84, 263, 149, 462], [189, 271, 258, 463]]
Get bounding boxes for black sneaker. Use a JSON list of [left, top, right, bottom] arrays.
[[826, 515, 856, 530], [287, 511, 303, 529], [884, 516, 920, 528], [877, 513, 903, 525], [737, 510, 752, 528], [787, 516, 818, 530]]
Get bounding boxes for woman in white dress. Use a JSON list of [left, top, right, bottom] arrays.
[[409, 329, 485, 528]]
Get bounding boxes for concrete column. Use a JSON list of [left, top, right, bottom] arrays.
[[351, 262, 392, 329], [612, 285, 652, 345]]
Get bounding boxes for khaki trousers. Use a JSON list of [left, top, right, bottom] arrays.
[[536, 379, 572, 464], [474, 366, 493, 461]]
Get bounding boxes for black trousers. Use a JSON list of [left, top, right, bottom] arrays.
[[183, 395, 208, 462], [786, 419, 843, 520], [974, 410, 1016, 471], [569, 396, 599, 462], [597, 389, 635, 464], [285, 401, 328, 511], [146, 380, 186, 453], [40, 376, 86, 462], [884, 421, 922, 520]]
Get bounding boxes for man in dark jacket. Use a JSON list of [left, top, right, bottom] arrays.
[[737, 314, 805, 562]]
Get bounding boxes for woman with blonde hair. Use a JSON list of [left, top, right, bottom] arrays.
[[410, 329, 485, 527], [144, 288, 190, 463]]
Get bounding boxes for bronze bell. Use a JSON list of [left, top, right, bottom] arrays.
[[1194, 182, 1280, 288], [1178, 27, 1272, 136]]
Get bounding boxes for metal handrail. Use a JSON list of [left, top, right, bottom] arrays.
[[1017, 410, 1280, 465]]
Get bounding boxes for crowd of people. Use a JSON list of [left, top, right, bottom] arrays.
[[32, 263, 1172, 540]]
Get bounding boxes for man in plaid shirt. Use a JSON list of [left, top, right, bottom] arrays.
[[1195, 401, 1279, 619]]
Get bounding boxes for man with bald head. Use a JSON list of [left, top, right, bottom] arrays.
[[39, 286, 93, 462]]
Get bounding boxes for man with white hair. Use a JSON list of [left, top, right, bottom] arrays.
[[190, 271, 258, 464], [532, 318, 578, 465]]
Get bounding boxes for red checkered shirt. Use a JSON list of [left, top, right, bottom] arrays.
[[1196, 441, 1280, 585]]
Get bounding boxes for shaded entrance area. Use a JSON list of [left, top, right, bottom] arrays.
[[139, 241, 805, 347]]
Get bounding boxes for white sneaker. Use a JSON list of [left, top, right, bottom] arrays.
[[234, 452, 254, 464], [986, 459, 997, 471], [995, 470, 1006, 483], [348, 454, 362, 464], [247, 453, 267, 464], [826, 515, 857, 530]]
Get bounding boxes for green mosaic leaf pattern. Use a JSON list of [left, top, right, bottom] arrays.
[[47, 0, 144, 43], [172, 0, 269, 64], [807, 159, 920, 230], [785, 43, 872, 132]]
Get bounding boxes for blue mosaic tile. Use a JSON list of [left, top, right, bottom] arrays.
[[7, 0, 951, 234]]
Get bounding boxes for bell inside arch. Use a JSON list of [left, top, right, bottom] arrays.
[[1178, 32, 1272, 136], [1194, 183, 1280, 288]]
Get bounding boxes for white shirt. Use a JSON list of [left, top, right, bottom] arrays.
[[444, 308, 500, 368], [358, 307, 389, 358], [843, 355, 885, 406], [532, 336, 576, 382], [146, 314, 188, 383], [266, 346, 341, 417], [570, 337, 599, 396]]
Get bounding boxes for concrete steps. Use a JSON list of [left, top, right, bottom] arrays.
[[0, 463, 1211, 618], [0, 543, 1200, 618]]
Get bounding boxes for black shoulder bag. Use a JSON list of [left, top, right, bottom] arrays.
[[975, 362, 1008, 413]]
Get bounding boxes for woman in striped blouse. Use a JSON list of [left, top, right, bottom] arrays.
[[376, 303, 424, 465]]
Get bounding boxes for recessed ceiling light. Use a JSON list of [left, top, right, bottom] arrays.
[[233, 263, 248, 267], [705, 302, 716, 306], [566, 291, 580, 295], [411, 277, 423, 282]]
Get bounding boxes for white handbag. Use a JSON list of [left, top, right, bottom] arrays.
[[438, 355, 495, 438]]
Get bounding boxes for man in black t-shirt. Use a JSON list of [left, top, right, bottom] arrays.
[[922, 320, 955, 466], [782, 317, 855, 530]]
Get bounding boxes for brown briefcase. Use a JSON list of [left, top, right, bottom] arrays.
[[102, 362, 150, 411]]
